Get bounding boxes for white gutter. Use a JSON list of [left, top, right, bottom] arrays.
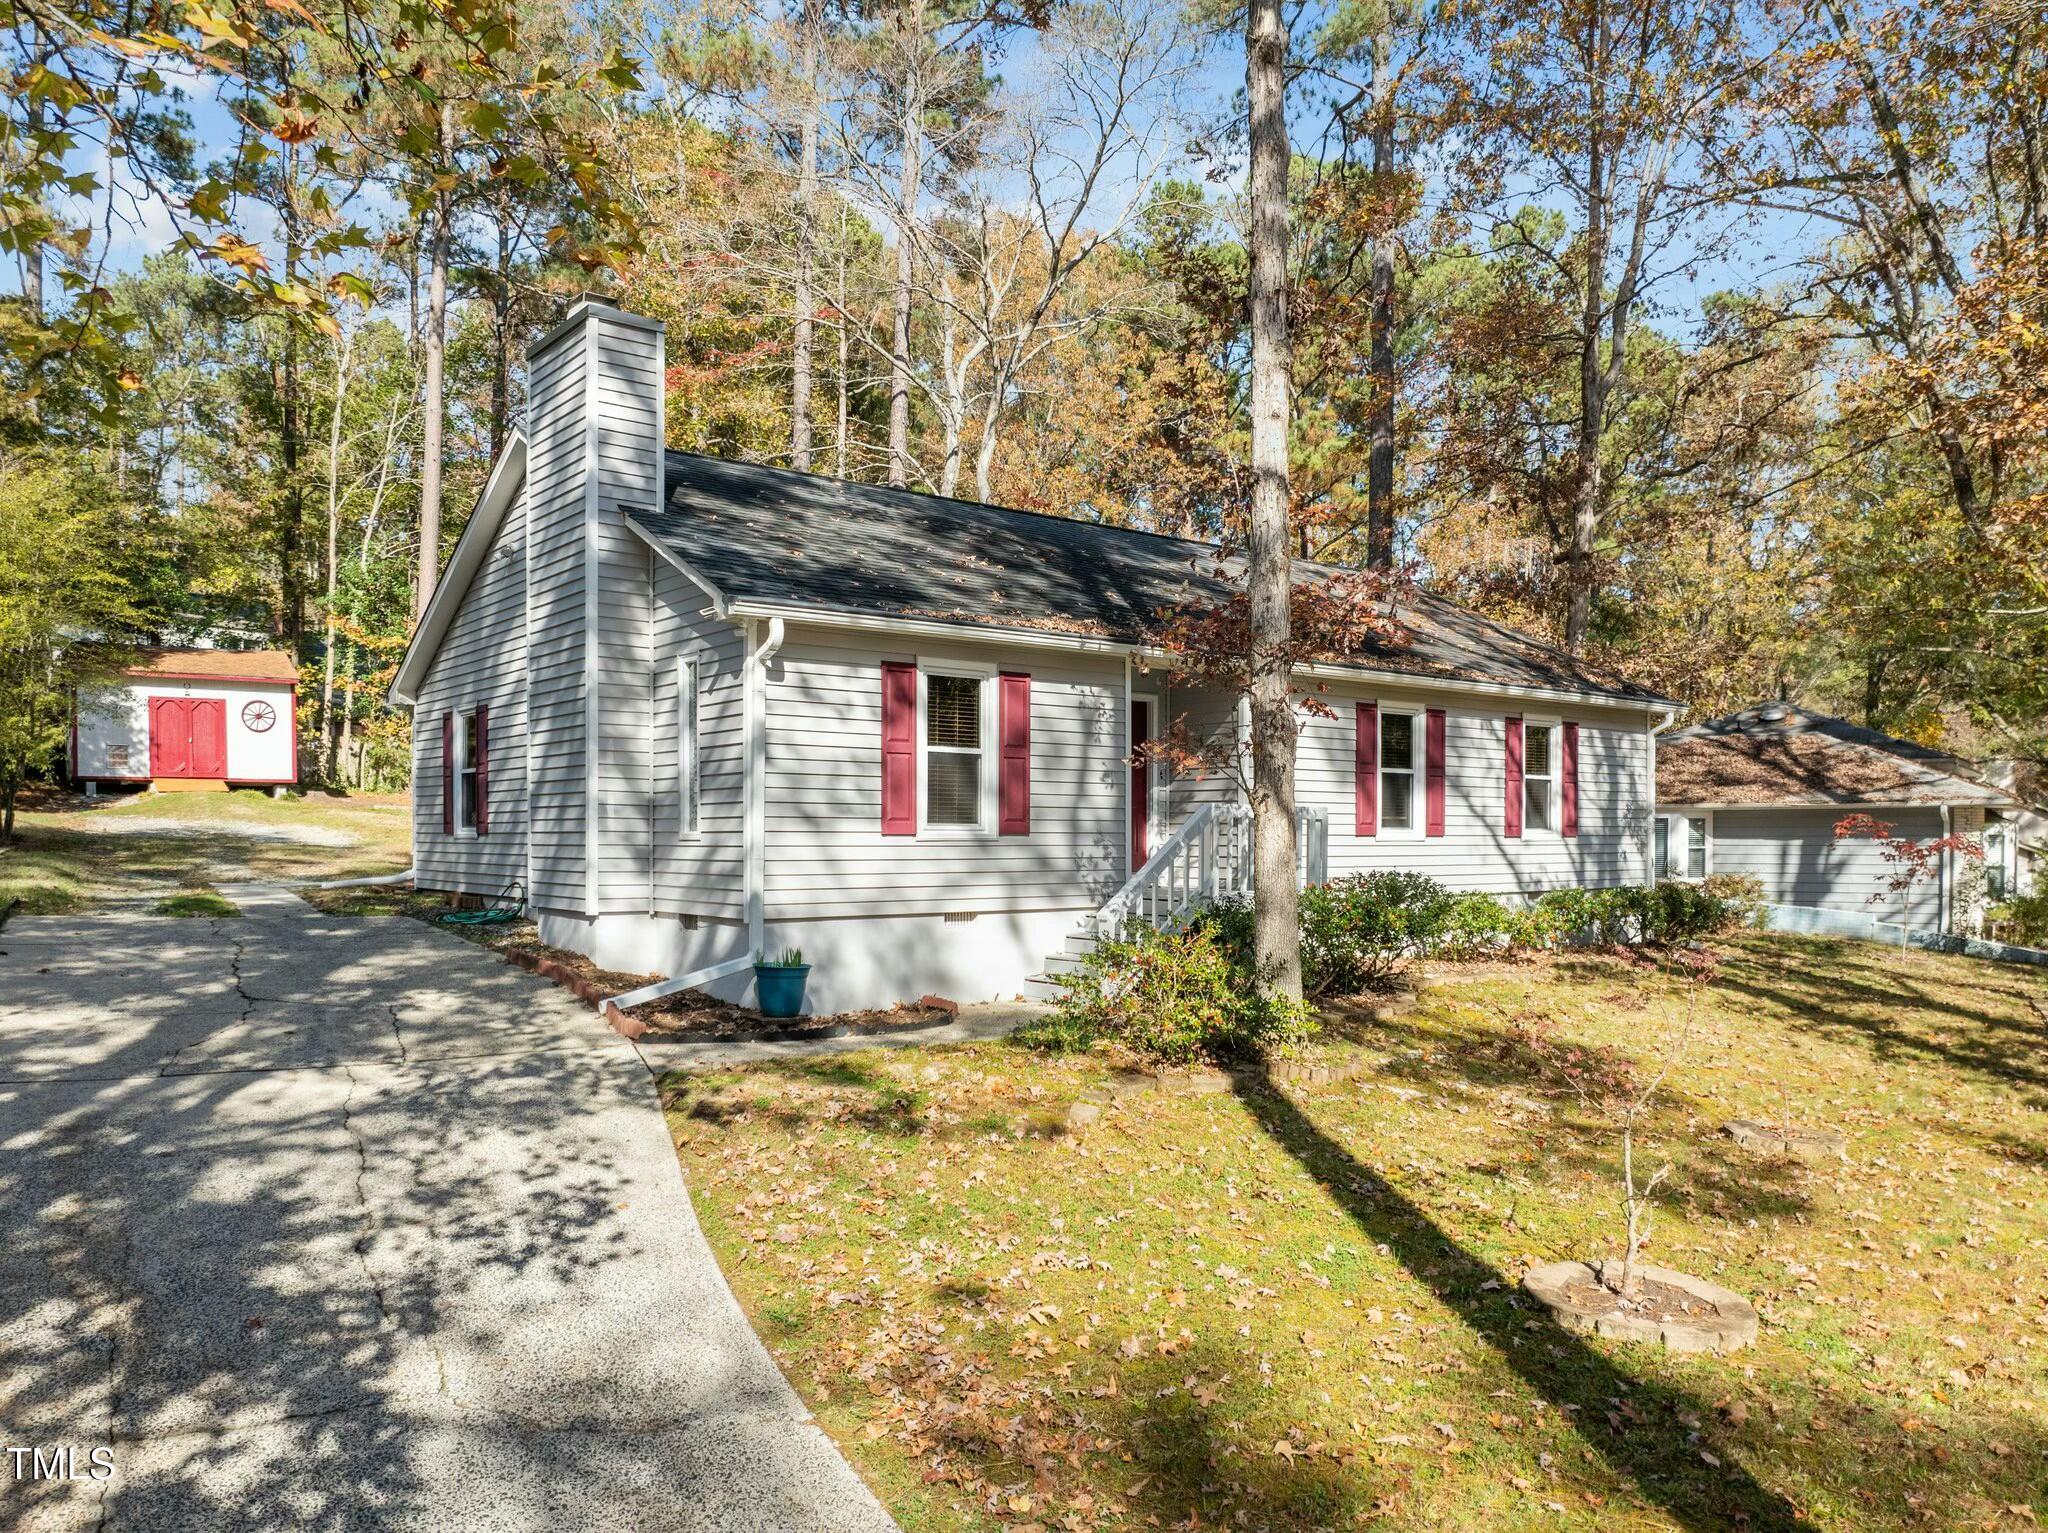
[[722, 601, 1675, 714], [727, 600, 1129, 657]]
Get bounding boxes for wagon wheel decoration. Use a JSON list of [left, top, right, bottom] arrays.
[[241, 699, 278, 733]]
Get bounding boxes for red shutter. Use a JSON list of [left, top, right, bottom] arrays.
[[1355, 702, 1378, 836], [1425, 707, 1447, 837], [880, 662, 916, 835], [1561, 720, 1580, 838], [1504, 715, 1524, 839], [474, 704, 490, 836], [999, 672, 1031, 835], [440, 712, 454, 835]]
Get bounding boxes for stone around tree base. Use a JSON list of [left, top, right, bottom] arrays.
[[1522, 1259, 1759, 1354], [1722, 1118, 1847, 1161]]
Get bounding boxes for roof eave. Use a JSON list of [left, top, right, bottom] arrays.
[[721, 598, 1674, 710]]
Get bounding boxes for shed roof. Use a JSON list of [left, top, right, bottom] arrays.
[[629, 452, 1671, 707], [124, 648, 298, 684], [1657, 704, 2014, 809]]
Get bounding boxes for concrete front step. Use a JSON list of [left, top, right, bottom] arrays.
[[1021, 974, 1066, 1003]]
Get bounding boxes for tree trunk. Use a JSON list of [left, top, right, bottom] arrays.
[[974, 396, 1000, 502], [2, 777, 15, 843], [490, 185, 513, 460], [21, 48, 48, 327], [321, 326, 354, 777], [1565, 3, 1613, 657], [888, 21, 924, 491], [339, 648, 357, 787], [1245, 0, 1301, 1003], [937, 284, 963, 496], [790, 0, 822, 473], [280, 160, 305, 652], [1365, 19, 1397, 572], [836, 226, 851, 480], [416, 136, 453, 622]]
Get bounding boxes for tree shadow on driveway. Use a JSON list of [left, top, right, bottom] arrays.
[[1230, 1064, 1814, 1533]]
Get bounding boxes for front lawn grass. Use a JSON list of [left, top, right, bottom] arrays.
[[664, 931, 2048, 1533], [0, 789, 412, 912], [151, 887, 241, 918]]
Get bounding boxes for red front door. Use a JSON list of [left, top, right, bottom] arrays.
[[149, 697, 228, 779], [1130, 699, 1151, 871]]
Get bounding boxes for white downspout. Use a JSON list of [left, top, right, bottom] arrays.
[[1646, 707, 1677, 885], [1938, 803, 1951, 936], [745, 616, 786, 956]]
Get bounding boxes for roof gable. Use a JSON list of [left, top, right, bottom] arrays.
[[389, 433, 527, 706]]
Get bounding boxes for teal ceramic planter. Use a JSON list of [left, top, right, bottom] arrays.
[[753, 963, 811, 1019]]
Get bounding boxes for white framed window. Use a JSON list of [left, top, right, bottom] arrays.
[[1380, 709, 1419, 832], [677, 656, 700, 838], [1655, 813, 1709, 879], [1523, 720, 1557, 833], [456, 711, 480, 834], [919, 663, 993, 833]]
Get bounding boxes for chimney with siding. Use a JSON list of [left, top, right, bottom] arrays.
[[521, 294, 667, 920]]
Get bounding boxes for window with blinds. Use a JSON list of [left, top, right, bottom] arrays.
[[1523, 722, 1555, 832], [925, 671, 983, 827], [1380, 711, 1417, 830]]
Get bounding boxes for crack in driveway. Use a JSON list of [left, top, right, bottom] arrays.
[[338, 1066, 395, 1333]]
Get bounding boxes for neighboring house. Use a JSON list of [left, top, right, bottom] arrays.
[[71, 648, 299, 793], [1655, 703, 2017, 934], [390, 296, 1677, 1014], [1980, 760, 2047, 901]]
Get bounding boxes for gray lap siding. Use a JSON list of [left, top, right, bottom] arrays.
[[1298, 688, 1653, 893], [761, 628, 1126, 920], [1709, 805, 1943, 927], [650, 564, 747, 918], [413, 493, 528, 895]]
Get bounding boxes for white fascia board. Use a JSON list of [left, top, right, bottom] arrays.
[[621, 515, 731, 618], [388, 433, 527, 706], [718, 601, 1674, 714], [724, 601, 1132, 656]]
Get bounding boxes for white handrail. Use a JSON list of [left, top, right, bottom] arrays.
[[1095, 802, 1253, 937], [1093, 801, 1328, 939]]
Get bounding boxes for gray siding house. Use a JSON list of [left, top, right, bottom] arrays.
[[1655, 704, 2017, 934], [392, 296, 1677, 1014]]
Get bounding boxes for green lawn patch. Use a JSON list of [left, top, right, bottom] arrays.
[[152, 887, 241, 918], [664, 932, 2048, 1532], [0, 789, 411, 913]]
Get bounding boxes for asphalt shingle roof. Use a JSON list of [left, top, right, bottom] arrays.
[[124, 648, 298, 683], [629, 452, 1670, 706], [1656, 704, 2014, 808]]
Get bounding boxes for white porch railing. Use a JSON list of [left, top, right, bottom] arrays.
[[1093, 802, 1329, 938]]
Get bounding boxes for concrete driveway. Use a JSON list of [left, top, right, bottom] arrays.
[[0, 889, 895, 1532]]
